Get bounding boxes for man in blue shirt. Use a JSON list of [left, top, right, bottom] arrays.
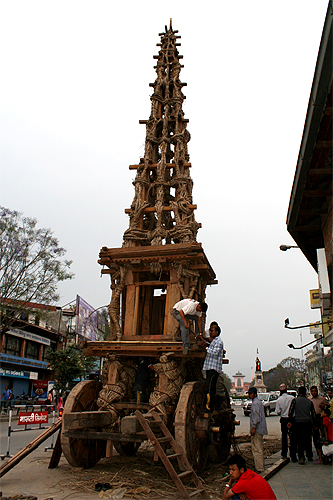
[[248, 387, 268, 472], [1, 386, 13, 414], [202, 324, 224, 411]]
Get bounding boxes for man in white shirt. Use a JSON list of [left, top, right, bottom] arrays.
[[275, 383, 294, 459], [172, 299, 208, 354]]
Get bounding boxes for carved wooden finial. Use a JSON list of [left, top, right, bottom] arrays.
[[123, 24, 200, 248]]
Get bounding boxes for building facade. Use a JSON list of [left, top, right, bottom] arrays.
[[286, 2, 332, 392]]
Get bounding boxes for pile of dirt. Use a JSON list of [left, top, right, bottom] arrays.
[[52, 436, 282, 499]]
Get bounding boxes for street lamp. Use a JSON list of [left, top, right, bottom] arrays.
[[287, 335, 324, 350], [279, 244, 299, 251]]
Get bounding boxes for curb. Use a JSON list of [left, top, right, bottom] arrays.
[[261, 457, 290, 481]]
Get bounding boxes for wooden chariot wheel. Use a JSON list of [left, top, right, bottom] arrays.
[[61, 380, 106, 468], [113, 440, 141, 456], [174, 381, 208, 469]]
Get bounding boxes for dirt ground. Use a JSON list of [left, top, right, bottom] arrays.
[[35, 435, 281, 500]]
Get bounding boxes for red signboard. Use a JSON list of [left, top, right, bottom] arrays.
[[18, 411, 48, 425]]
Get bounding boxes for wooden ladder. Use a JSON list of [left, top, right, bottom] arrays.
[[135, 410, 209, 499]]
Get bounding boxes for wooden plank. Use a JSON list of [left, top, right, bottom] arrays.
[[132, 285, 140, 335], [0, 420, 61, 478], [64, 430, 144, 442], [123, 284, 136, 337], [48, 430, 62, 468], [83, 343, 206, 358], [63, 411, 114, 430]]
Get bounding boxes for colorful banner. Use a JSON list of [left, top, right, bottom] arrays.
[[32, 380, 48, 400], [76, 295, 97, 340], [18, 411, 48, 425]]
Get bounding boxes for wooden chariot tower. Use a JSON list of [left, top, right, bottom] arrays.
[[61, 25, 234, 479], [98, 22, 217, 346]]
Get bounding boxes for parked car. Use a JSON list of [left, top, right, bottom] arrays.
[[243, 392, 279, 417]]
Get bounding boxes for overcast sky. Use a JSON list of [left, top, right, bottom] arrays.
[[0, 1, 329, 381]]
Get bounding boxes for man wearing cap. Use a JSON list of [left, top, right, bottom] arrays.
[[248, 387, 268, 472], [275, 384, 294, 459]]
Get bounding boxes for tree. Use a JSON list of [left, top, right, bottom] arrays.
[[262, 357, 306, 391], [0, 206, 74, 333], [47, 345, 98, 397]]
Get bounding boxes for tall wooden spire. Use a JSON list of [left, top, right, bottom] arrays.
[[99, 24, 216, 341], [123, 23, 200, 248]]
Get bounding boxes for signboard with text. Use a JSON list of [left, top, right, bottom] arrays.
[[18, 411, 48, 425]]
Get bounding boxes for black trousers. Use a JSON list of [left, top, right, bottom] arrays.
[[291, 421, 313, 460], [280, 417, 290, 457], [204, 370, 219, 411]]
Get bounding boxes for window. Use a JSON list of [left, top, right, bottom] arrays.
[[24, 340, 39, 360], [42, 344, 53, 362], [4, 335, 21, 356]]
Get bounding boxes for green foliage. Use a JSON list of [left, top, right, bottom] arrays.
[[263, 356, 306, 391], [0, 206, 74, 333], [47, 345, 98, 397]]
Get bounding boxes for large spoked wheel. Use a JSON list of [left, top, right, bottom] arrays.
[[61, 380, 106, 468], [174, 381, 207, 469], [208, 411, 233, 463]]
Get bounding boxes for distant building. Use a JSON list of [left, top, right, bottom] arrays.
[[0, 301, 65, 398], [231, 371, 251, 396], [0, 296, 108, 399]]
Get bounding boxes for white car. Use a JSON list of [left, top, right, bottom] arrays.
[[243, 392, 279, 417]]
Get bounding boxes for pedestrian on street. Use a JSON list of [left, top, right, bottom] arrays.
[[309, 385, 328, 458], [0, 385, 13, 414], [248, 387, 268, 473], [171, 299, 207, 354], [202, 323, 224, 411], [222, 453, 276, 500], [275, 383, 294, 459], [288, 386, 316, 465]]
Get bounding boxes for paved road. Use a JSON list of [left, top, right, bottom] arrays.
[[0, 413, 57, 457], [233, 405, 281, 437]]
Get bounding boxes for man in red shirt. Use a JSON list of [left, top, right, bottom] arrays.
[[222, 454, 276, 500]]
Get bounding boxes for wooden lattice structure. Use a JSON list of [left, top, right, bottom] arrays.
[[98, 21, 217, 343]]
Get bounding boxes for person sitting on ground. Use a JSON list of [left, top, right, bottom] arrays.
[[171, 298, 207, 354], [202, 323, 224, 411], [222, 453, 276, 500]]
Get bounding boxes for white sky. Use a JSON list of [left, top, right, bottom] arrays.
[[0, 1, 329, 381]]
